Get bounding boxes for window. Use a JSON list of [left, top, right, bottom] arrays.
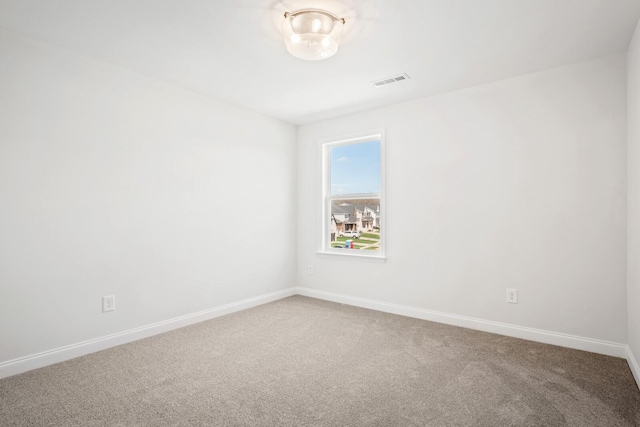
[[320, 130, 385, 258]]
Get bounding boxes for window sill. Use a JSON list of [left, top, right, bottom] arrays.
[[316, 250, 387, 262]]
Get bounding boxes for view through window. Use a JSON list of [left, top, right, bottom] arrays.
[[323, 135, 383, 255]]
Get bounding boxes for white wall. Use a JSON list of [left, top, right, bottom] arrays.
[[628, 18, 640, 374], [0, 21, 632, 375], [297, 54, 628, 346], [0, 28, 296, 365]]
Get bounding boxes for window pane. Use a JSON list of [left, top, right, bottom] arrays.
[[330, 140, 381, 196], [329, 198, 380, 251]]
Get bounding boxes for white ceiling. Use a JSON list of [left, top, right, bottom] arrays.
[[1, 0, 639, 125]]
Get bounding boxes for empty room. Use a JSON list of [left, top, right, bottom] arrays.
[[1, 0, 640, 425]]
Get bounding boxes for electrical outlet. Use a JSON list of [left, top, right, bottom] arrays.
[[102, 295, 115, 312], [506, 289, 518, 304], [308, 264, 314, 275]]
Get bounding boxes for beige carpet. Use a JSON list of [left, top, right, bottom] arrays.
[[0, 295, 639, 426]]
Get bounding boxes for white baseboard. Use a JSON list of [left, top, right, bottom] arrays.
[[296, 287, 628, 359], [0, 288, 296, 380], [2, 286, 633, 383], [627, 346, 640, 390]]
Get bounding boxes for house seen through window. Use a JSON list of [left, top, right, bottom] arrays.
[[322, 132, 384, 257]]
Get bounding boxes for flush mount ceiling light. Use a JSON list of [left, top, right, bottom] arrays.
[[282, 9, 345, 61]]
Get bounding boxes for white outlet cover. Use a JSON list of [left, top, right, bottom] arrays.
[[102, 295, 115, 312], [506, 289, 518, 304]]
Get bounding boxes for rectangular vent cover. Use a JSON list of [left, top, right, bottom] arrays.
[[371, 73, 410, 87]]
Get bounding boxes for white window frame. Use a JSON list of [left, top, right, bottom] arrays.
[[318, 129, 386, 260]]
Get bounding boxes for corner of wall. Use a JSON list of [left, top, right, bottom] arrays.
[[627, 15, 640, 389]]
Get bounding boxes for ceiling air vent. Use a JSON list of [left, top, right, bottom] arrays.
[[371, 73, 410, 87]]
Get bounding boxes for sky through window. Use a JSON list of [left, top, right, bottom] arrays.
[[330, 140, 381, 195]]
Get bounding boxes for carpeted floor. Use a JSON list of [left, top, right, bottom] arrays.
[[0, 296, 639, 426]]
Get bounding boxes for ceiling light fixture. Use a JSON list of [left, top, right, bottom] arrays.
[[282, 9, 345, 61]]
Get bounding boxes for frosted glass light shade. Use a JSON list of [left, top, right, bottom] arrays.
[[282, 9, 344, 61]]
